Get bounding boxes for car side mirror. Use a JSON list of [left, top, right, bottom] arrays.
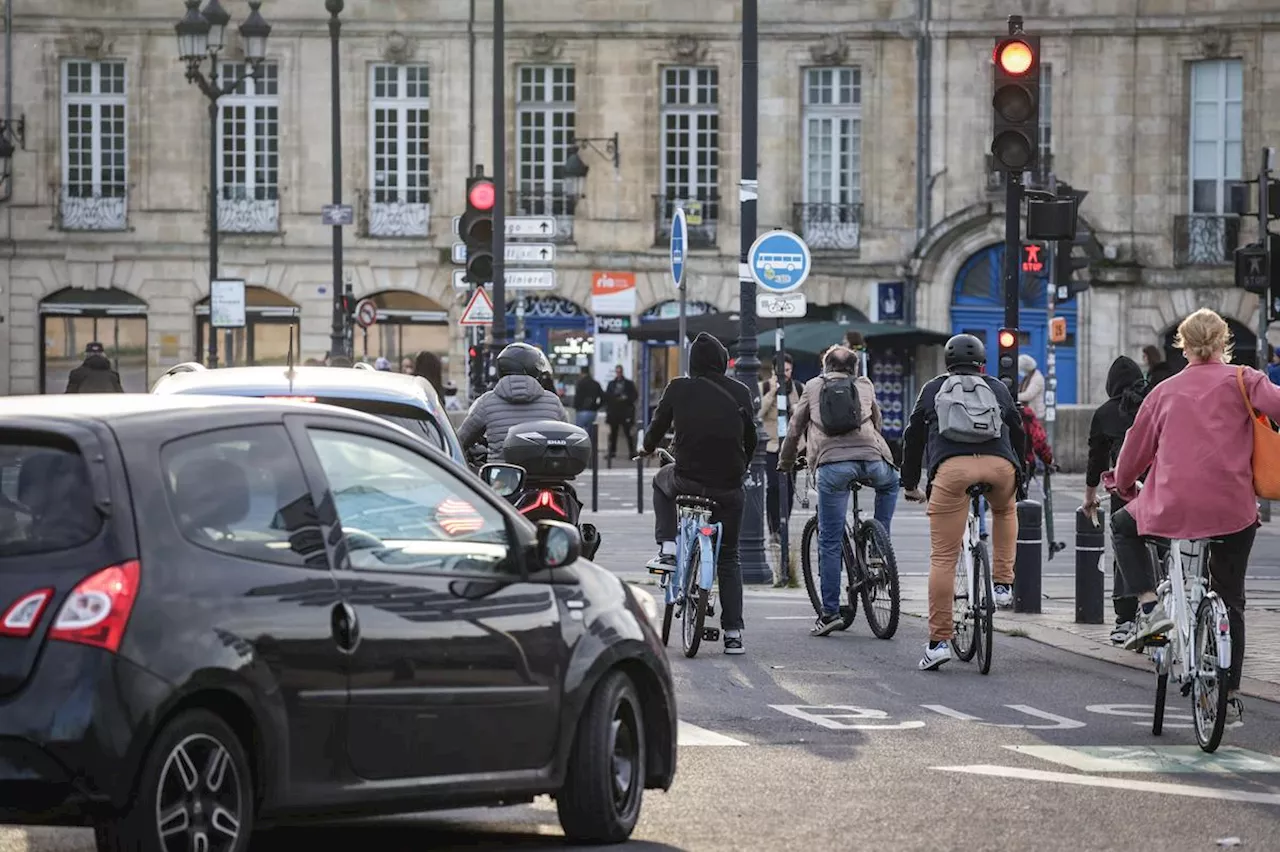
[[535, 520, 581, 569], [480, 463, 525, 497]]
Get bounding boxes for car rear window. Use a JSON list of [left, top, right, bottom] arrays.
[[0, 438, 102, 557], [311, 398, 449, 453]]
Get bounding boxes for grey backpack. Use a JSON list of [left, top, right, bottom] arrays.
[[933, 374, 1002, 443]]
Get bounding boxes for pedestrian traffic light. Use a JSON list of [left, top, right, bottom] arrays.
[[997, 328, 1019, 395], [991, 33, 1040, 172], [461, 174, 495, 285], [1020, 241, 1047, 276]]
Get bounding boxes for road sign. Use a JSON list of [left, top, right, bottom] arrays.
[[452, 215, 557, 238], [1235, 244, 1269, 293], [451, 268, 556, 291], [321, 204, 354, 226], [459, 288, 494, 326], [210, 279, 246, 328], [877, 281, 905, 322], [594, 315, 633, 334], [354, 298, 378, 329], [1050, 316, 1067, 343], [1021, 241, 1048, 275], [748, 229, 811, 294], [670, 207, 686, 288], [451, 242, 555, 264], [756, 292, 808, 319]]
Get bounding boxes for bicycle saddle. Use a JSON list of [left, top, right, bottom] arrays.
[[676, 495, 719, 510], [965, 483, 993, 497]]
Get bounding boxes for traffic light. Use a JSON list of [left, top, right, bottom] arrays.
[[1055, 232, 1092, 300], [991, 33, 1041, 172], [461, 174, 495, 284], [1020, 241, 1047, 276], [1270, 232, 1280, 322], [468, 344, 485, 394], [996, 328, 1019, 396]]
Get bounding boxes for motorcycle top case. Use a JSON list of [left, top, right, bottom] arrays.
[[502, 420, 592, 479]]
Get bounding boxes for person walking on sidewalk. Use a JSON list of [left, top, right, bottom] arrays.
[[1080, 355, 1151, 645], [1142, 344, 1176, 387], [573, 366, 604, 432], [760, 354, 802, 543], [65, 342, 124, 393], [605, 365, 639, 460], [1103, 308, 1280, 725], [901, 333, 1026, 671], [1017, 354, 1046, 420]]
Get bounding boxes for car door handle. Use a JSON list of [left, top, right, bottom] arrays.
[[331, 602, 359, 653]]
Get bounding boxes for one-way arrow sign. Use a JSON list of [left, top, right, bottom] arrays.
[[452, 215, 557, 238], [451, 242, 556, 264]]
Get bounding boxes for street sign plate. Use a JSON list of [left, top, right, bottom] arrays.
[[877, 281, 905, 322], [354, 298, 378, 329], [459, 288, 495, 326], [210, 279, 246, 328], [452, 215, 461, 236], [1049, 316, 1067, 343], [748, 229, 811, 294], [1235, 244, 1269, 293], [451, 242, 555, 264], [594, 315, 633, 334], [451, 269, 556, 290], [321, 204, 354, 226], [451, 242, 466, 264], [452, 215, 557, 238], [670, 207, 686, 289], [756, 292, 808, 319]]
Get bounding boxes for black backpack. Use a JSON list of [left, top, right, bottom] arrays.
[[818, 375, 862, 436]]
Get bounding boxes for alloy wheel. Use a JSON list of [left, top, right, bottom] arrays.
[[155, 734, 244, 852]]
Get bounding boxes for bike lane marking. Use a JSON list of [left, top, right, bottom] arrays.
[[1002, 744, 1280, 774], [932, 764, 1280, 806], [678, 721, 751, 746], [1085, 702, 1193, 729], [769, 705, 926, 730], [920, 703, 1085, 730]]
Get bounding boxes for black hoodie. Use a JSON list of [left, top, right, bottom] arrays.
[[1085, 356, 1149, 487], [642, 332, 759, 490], [65, 354, 124, 393]]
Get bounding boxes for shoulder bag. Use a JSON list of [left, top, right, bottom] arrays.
[[1235, 366, 1280, 499]]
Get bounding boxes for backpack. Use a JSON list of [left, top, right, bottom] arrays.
[[933, 374, 1002, 443], [817, 375, 862, 436]]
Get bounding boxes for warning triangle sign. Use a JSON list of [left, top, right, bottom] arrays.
[[459, 287, 494, 326]]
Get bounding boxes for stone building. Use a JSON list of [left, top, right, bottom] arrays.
[[1, 0, 1278, 415]]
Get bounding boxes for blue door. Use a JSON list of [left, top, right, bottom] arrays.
[[949, 243, 1078, 404]]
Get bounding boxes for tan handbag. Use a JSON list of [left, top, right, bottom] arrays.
[[1235, 366, 1280, 499]]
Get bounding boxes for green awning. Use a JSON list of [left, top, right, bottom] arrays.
[[758, 320, 949, 356]]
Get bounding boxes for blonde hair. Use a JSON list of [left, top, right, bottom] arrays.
[[1173, 308, 1233, 363]]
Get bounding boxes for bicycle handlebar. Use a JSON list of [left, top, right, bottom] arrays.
[[632, 447, 675, 464]]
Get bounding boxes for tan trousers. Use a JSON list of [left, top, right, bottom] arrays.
[[926, 455, 1019, 641]]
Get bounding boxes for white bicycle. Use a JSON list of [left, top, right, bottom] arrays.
[[952, 483, 995, 675]]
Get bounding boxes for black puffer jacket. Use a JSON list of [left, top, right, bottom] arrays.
[[1086, 356, 1149, 488], [65, 355, 124, 393]]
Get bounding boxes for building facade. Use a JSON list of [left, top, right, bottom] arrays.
[[1, 0, 1278, 400]]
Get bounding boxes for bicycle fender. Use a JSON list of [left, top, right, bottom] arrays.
[[1206, 593, 1233, 670], [700, 526, 720, 590]]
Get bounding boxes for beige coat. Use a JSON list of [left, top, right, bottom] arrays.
[[758, 378, 801, 453], [779, 372, 894, 470]]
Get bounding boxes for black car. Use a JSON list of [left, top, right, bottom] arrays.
[[0, 395, 675, 850]]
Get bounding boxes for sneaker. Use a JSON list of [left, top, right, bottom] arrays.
[[811, 613, 843, 637], [919, 640, 952, 671], [1124, 601, 1175, 650], [1110, 621, 1135, 645], [993, 584, 1014, 608], [1226, 696, 1245, 728], [723, 631, 745, 655], [646, 553, 676, 575]]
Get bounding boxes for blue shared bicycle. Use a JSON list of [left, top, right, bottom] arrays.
[[644, 448, 722, 658]]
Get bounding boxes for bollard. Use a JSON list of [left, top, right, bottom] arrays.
[[1013, 500, 1043, 614], [1074, 506, 1106, 624], [590, 420, 599, 513], [636, 428, 644, 515]]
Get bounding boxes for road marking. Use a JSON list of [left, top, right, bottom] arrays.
[[920, 704, 1085, 730], [1005, 745, 1280, 774], [764, 616, 814, 620], [770, 705, 926, 730], [1085, 702, 1193, 729], [678, 720, 750, 746], [933, 764, 1280, 806]]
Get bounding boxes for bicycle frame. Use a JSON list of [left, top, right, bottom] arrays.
[[1149, 540, 1231, 685], [958, 496, 985, 613], [671, 504, 721, 605]]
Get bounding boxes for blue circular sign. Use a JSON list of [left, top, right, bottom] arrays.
[[748, 229, 811, 294], [669, 207, 687, 290]]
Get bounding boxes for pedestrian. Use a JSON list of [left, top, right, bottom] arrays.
[[400, 356, 414, 375], [760, 354, 801, 543], [1267, 345, 1280, 386], [65, 342, 124, 393], [1141, 344, 1175, 386], [1019, 402, 1054, 477], [1080, 355, 1151, 645], [573, 366, 604, 432], [1017, 354, 1046, 420], [374, 356, 392, 371], [604, 364, 639, 460], [442, 379, 465, 412], [413, 351, 445, 398]]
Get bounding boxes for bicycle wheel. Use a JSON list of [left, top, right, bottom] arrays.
[[801, 513, 856, 628], [974, 543, 995, 675], [1192, 596, 1230, 752], [856, 519, 900, 639], [681, 547, 709, 658], [952, 549, 978, 663]]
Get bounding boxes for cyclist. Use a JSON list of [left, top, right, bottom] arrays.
[[457, 342, 568, 463], [900, 333, 1025, 671], [779, 344, 900, 636], [638, 332, 758, 655], [1103, 308, 1280, 723]]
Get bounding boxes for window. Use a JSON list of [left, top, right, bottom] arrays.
[[799, 67, 862, 250], [307, 397, 448, 454], [516, 65, 576, 238], [367, 64, 430, 238], [161, 426, 323, 569], [217, 62, 280, 233], [658, 66, 720, 245], [307, 430, 509, 575], [59, 60, 128, 231], [1189, 59, 1243, 215], [0, 440, 101, 557]]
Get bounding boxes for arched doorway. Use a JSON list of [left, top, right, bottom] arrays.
[[39, 287, 149, 393], [195, 286, 301, 366], [355, 290, 449, 367], [506, 295, 591, 397], [1161, 317, 1257, 371], [949, 242, 1079, 404]]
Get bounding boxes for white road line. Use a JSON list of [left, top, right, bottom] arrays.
[[764, 616, 815, 620], [932, 764, 1280, 806], [678, 721, 750, 746], [921, 704, 1085, 730]]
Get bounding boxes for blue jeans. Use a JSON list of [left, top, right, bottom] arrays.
[[574, 410, 598, 432], [816, 459, 900, 615]]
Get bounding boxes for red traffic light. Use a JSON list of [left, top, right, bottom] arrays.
[[1020, 243, 1045, 273], [468, 180, 496, 211], [995, 39, 1034, 75], [998, 329, 1017, 349]]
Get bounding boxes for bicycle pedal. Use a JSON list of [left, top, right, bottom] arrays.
[[703, 627, 721, 642], [1145, 634, 1169, 646], [647, 566, 673, 576]]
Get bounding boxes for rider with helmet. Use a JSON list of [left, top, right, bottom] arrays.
[[457, 342, 568, 462], [900, 333, 1026, 671]]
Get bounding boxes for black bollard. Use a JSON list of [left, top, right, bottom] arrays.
[[590, 420, 599, 513], [1014, 500, 1043, 614], [1074, 506, 1106, 624], [636, 427, 644, 515]]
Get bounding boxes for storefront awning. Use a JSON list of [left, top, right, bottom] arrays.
[[625, 312, 743, 344], [759, 320, 950, 356]]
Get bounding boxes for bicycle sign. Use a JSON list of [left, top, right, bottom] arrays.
[[748, 230, 811, 294], [756, 292, 808, 318]]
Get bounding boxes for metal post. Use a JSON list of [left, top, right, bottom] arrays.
[[735, 0, 769, 584], [591, 421, 600, 513], [467, 0, 476, 169], [207, 99, 220, 368], [1014, 499, 1042, 614], [1044, 173, 1058, 448], [489, 0, 508, 355], [1258, 148, 1273, 523], [1003, 172, 1023, 331], [636, 427, 645, 515], [1074, 507, 1106, 623], [327, 0, 346, 360], [677, 280, 688, 375], [776, 318, 790, 585]]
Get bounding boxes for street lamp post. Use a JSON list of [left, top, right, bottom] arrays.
[[175, 0, 271, 369], [326, 0, 347, 361]]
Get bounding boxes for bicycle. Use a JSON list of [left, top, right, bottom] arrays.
[[642, 447, 722, 658], [797, 459, 901, 638], [951, 483, 995, 675]]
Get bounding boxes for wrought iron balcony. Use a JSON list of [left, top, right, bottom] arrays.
[[792, 201, 862, 252], [1173, 214, 1241, 267], [511, 191, 575, 243], [358, 189, 430, 238], [652, 193, 719, 249], [54, 185, 129, 231], [215, 187, 280, 234]]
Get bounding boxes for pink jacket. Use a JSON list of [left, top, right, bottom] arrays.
[[1104, 362, 1280, 539]]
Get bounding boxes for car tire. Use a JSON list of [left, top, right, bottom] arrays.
[[96, 709, 255, 852], [556, 670, 646, 844]]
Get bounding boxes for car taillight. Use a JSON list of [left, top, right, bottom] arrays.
[[0, 588, 55, 638], [519, 490, 567, 518], [47, 561, 141, 653]]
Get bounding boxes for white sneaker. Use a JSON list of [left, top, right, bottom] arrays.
[[919, 641, 952, 671], [993, 584, 1014, 608], [1124, 601, 1175, 650]]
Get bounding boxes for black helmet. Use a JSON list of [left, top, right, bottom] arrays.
[[944, 333, 986, 370], [496, 342, 552, 384]]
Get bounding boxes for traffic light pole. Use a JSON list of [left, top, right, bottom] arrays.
[[1003, 172, 1023, 331], [1044, 173, 1058, 447], [327, 0, 347, 360], [1257, 148, 1272, 523], [489, 0, 508, 363]]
